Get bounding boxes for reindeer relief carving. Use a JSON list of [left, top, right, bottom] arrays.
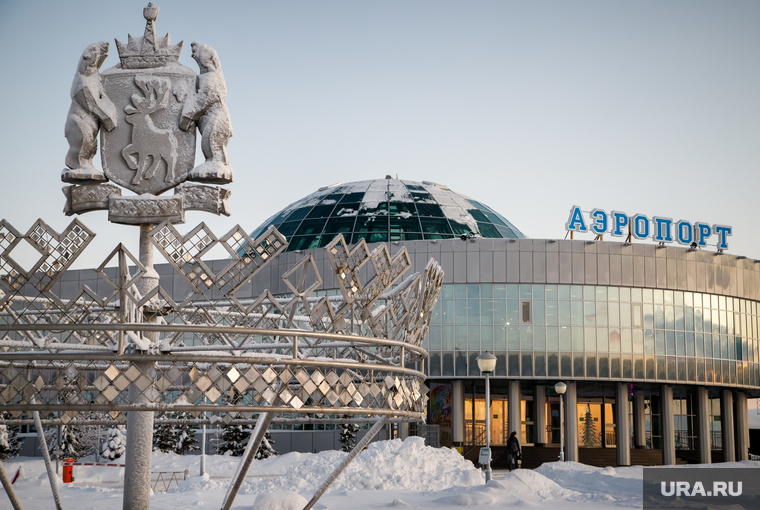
[[122, 76, 179, 185]]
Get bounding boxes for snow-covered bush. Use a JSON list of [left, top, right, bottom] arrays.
[[101, 425, 126, 460], [173, 412, 199, 455], [153, 413, 199, 454], [339, 415, 360, 452], [219, 424, 249, 457], [47, 424, 85, 460], [0, 412, 20, 460], [154, 421, 176, 453], [255, 430, 278, 460]]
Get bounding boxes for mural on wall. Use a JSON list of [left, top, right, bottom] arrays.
[[429, 382, 453, 446]]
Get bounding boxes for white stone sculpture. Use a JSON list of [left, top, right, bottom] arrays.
[[180, 42, 234, 184], [61, 42, 118, 184]]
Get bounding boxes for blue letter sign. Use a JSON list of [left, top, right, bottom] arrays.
[[564, 207, 732, 251]]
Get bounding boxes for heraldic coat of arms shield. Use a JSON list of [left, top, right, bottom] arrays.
[[61, 3, 233, 224]]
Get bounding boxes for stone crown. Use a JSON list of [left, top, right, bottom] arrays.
[[115, 3, 183, 69]]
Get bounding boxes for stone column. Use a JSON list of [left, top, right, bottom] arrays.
[[720, 389, 735, 462], [508, 380, 521, 442], [565, 381, 578, 462], [661, 385, 675, 466], [452, 380, 464, 447], [633, 391, 646, 448], [534, 385, 547, 446], [696, 386, 711, 464], [398, 422, 409, 440], [615, 383, 630, 466], [734, 392, 749, 461]]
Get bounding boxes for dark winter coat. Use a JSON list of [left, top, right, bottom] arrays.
[[506, 435, 521, 454]]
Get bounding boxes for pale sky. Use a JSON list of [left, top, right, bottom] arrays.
[[1, 0, 759, 269]]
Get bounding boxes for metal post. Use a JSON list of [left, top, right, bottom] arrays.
[[56, 424, 61, 476], [221, 411, 276, 510], [200, 423, 207, 476], [0, 459, 25, 510], [123, 224, 159, 510], [559, 392, 565, 461], [33, 409, 63, 510], [303, 415, 390, 510], [485, 373, 492, 482]]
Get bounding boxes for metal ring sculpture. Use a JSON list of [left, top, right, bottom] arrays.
[[0, 219, 442, 425]]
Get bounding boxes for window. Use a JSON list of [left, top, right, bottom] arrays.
[[521, 302, 531, 323]]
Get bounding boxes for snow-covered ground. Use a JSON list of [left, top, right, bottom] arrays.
[[2, 437, 759, 510]]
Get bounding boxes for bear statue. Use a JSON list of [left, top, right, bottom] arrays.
[[180, 42, 234, 184], [61, 41, 118, 184]]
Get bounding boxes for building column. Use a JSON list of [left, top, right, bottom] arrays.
[[735, 391, 749, 461], [565, 381, 578, 462], [721, 389, 735, 462], [615, 383, 630, 466], [508, 380, 521, 442], [696, 386, 711, 464], [452, 380, 464, 447], [398, 422, 409, 440], [661, 385, 675, 466], [633, 391, 646, 448], [534, 385, 547, 446]]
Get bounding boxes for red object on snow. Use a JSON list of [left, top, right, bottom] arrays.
[[63, 458, 74, 483], [11, 466, 22, 484]]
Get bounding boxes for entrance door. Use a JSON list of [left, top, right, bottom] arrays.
[[465, 398, 508, 445], [548, 402, 561, 444], [578, 403, 602, 447]]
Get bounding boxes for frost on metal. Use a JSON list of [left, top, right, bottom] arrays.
[[0, 218, 443, 426]]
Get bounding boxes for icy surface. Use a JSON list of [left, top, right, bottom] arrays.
[[3, 439, 760, 510]]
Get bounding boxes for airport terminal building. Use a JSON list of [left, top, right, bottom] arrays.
[[28, 177, 758, 466], [246, 177, 759, 467]]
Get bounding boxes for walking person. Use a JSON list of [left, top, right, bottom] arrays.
[[506, 431, 521, 472]]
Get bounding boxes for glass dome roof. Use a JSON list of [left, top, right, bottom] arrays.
[[248, 178, 526, 251]]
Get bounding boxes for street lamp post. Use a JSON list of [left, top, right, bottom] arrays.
[[554, 382, 567, 462], [476, 352, 497, 482]]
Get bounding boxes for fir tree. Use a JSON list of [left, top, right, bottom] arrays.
[[173, 412, 199, 455], [0, 412, 21, 461], [49, 425, 85, 460], [255, 430, 278, 460], [339, 415, 360, 452], [219, 424, 250, 457], [580, 404, 600, 446], [154, 420, 176, 453], [102, 426, 126, 460]]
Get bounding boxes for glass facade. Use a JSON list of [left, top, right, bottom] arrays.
[[424, 283, 760, 388], [247, 179, 525, 251]]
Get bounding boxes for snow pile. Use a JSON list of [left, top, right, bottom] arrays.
[[250, 491, 309, 510], [535, 461, 642, 503], [429, 465, 642, 508], [234, 437, 482, 496]]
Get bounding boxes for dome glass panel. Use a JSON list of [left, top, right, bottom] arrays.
[[247, 179, 526, 251]]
